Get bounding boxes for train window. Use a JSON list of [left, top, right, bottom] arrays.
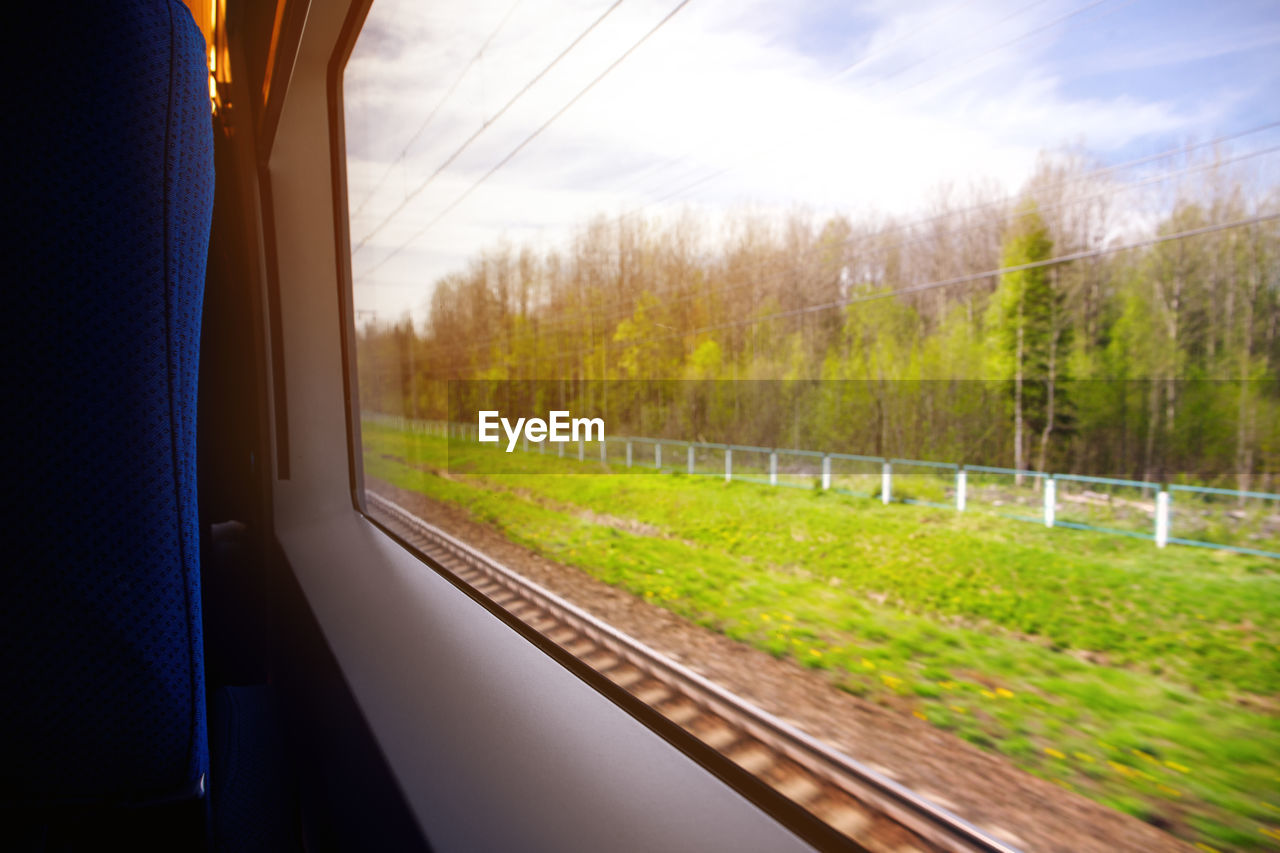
[[339, 1, 1280, 850]]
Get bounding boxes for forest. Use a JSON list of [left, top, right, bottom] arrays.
[[357, 148, 1280, 488]]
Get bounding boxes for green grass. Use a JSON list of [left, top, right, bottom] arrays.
[[364, 422, 1280, 852]]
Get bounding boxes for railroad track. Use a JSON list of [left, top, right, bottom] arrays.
[[368, 491, 1020, 853]]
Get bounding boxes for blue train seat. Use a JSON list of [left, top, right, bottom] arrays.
[[1, 0, 214, 823]]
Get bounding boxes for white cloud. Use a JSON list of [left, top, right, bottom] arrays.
[[342, 0, 1241, 324]]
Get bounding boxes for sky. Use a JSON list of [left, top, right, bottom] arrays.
[[340, 0, 1280, 325]]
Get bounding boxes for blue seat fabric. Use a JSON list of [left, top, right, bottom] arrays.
[[1, 0, 214, 805]]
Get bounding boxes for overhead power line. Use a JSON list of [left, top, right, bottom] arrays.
[[358, 0, 696, 278], [349, 0, 523, 221], [352, 0, 1128, 289], [770, 211, 1280, 322], [445, 136, 1280, 356], [351, 0, 629, 256], [460, 210, 1280, 371]]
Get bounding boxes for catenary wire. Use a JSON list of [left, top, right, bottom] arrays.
[[350, 0, 629, 255], [452, 211, 1280, 372], [349, 0, 524, 221], [442, 137, 1280, 357], [357, 0, 696, 277], [356, 0, 1088, 277]]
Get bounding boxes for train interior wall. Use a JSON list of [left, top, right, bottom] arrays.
[[197, 2, 430, 848]]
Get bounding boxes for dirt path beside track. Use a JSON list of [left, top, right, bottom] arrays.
[[369, 477, 1191, 853]]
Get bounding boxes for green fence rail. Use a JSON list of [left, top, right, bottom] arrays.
[[366, 413, 1280, 560]]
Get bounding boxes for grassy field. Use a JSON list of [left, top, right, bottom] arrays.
[[363, 421, 1280, 852]]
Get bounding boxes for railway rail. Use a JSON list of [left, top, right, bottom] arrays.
[[367, 491, 1022, 853]]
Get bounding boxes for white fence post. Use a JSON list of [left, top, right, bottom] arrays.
[[365, 417, 1274, 558], [1155, 490, 1170, 547]]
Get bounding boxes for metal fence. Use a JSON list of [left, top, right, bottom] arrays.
[[365, 413, 1280, 560]]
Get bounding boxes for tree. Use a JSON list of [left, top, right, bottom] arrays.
[[989, 203, 1072, 477]]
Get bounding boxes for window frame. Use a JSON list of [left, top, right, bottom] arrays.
[[262, 0, 829, 849]]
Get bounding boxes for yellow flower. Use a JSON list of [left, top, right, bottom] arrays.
[[1157, 785, 1181, 798], [939, 680, 957, 690], [981, 689, 996, 699], [1073, 752, 1095, 763], [861, 658, 876, 670], [1044, 748, 1066, 760], [913, 710, 928, 721], [809, 649, 822, 657], [995, 687, 1014, 698], [948, 705, 967, 714], [1164, 761, 1190, 774], [760, 613, 771, 622], [1194, 843, 1221, 853]]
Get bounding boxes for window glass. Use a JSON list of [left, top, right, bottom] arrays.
[[343, 2, 1280, 850]]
